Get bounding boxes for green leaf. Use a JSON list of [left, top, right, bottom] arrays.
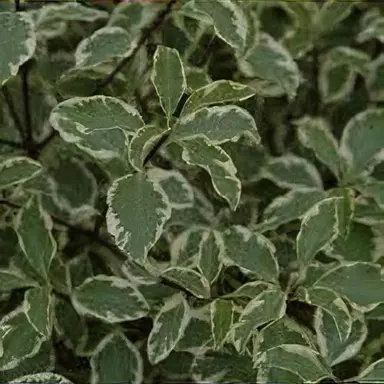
[[223, 226, 279, 282], [49, 96, 144, 160], [193, 0, 248, 53], [366, 54, 384, 102], [258, 188, 327, 232], [313, 262, 384, 306], [15, 196, 56, 281], [211, 299, 234, 349], [106, 173, 171, 261], [10, 373, 73, 383], [0, 157, 42, 190], [76, 27, 136, 69], [161, 267, 210, 299], [197, 230, 223, 283], [25, 286, 53, 338], [185, 67, 212, 92], [340, 109, 384, 181], [314, 309, 367, 366], [147, 168, 194, 210], [297, 286, 352, 342], [297, 198, 339, 270], [72, 275, 149, 323], [262, 154, 323, 189], [147, 293, 190, 365], [231, 289, 286, 353], [128, 125, 170, 172], [172, 105, 260, 145], [90, 332, 143, 384], [358, 358, 384, 383], [181, 80, 255, 117], [358, 179, 384, 209], [357, 17, 384, 43], [296, 116, 342, 179], [180, 138, 241, 210], [238, 33, 300, 100], [223, 281, 275, 300], [0, 12, 36, 85], [0, 268, 38, 292], [0, 306, 45, 371], [318, 47, 370, 103], [152, 45, 186, 119], [65, 252, 94, 289]]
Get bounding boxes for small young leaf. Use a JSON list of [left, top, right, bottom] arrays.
[[296, 116, 342, 179], [340, 109, 384, 181], [25, 286, 53, 338], [193, 0, 248, 53], [128, 125, 170, 171], [313, 262, 384, 307], [231, 289, 286, 353], [181, 80, 255, 117], [90, 332, 143, 384], [358, 179, 384, 209], [223, 226, 279, 282], [75, 27, 135, 69], [0, 12, 36, 85], [161, 267, 210, 299], [357, 17, 384, 43], [72, 275, 149, 323], [238, 33, 300, 100], [262, 154, 323, 189], [211, 299, 234, 349], [147, 168, 194, 210], [49, 96, 144, 160], [147, 293, 190, 365], [0, 269, 38, 292], [297, 198, 339, 270], [172, 105, 260, 145], [258, 188, 327, 232], [106, 173, 171, 261], [180, 138, 241, 210], [197, 230, 223, 283], [0, 157, 42, 190], [358, 358, 384, 383], [15, 196, 56, 281], [152, 45, 186, 119], [256, 344, 333, 383]]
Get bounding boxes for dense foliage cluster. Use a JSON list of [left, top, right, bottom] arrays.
[[0, 0, 383, 383]]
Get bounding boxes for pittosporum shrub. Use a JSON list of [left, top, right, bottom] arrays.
[[0, 0, 383, 383]]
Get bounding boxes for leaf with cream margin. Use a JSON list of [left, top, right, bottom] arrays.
[[180, 138, 241, 210], [231, 288, 286, 353], [340, 109, 384, 181], [193, 0, 248, 53], [49, 96, 144, 160], [257, 188, 326, 233], [181, 80, 255, 117], [357, 17, 384, 44], [172, 105, 260, 145], [0, 268, 38, 292], [312, 262, 384, 307], [0, 12, 36, 85], [71, 275, 149, 323], [357, 178, 384, 209], [152, 45, 186, 119], [75, 27, 136, 69], [161, 267, 210, 299], [106, 173, 171, 261], [90, 332, 143, 384], [147, 293, 190, 365], [296, 198, 339, 270], [9, 373, 73, 383], [238, 33, 300, 100], [262, 154, 323, 190], [0, 157, 42, 190], [147, 168, 194, 210], [357, 358, 384, 383], [256, 344, 333, 383], [128, 125, 170, 171], [295, 116, 342, 180], [15, 196, 57, 281], [222, 226, 279, 283]]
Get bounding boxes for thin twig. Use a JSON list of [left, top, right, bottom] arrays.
[[92, 0, 178, 94], [1, 86, 25, 142]]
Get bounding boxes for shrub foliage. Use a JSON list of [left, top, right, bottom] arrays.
[[0, 0, 383, 383]]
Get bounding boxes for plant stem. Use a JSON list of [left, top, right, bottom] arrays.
[[1, 86, 25, 142]]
